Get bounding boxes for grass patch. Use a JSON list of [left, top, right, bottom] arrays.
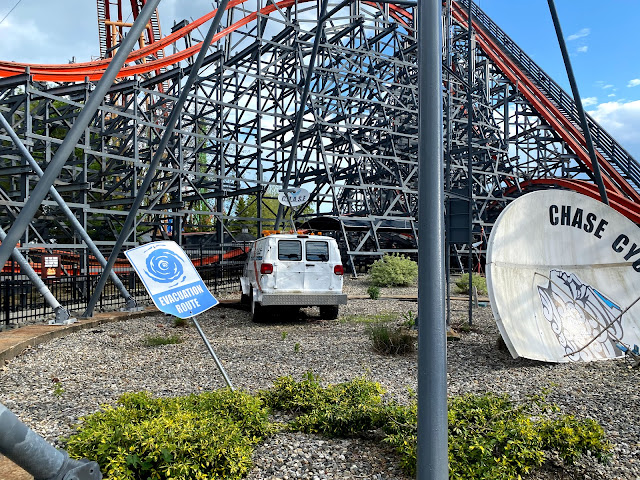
[[340, 312, 397, 324], [366, 323, 415, 355], [172, 317, 188, 328], [143, 334, 183, 347]]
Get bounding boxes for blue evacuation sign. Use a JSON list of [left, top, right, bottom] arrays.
[[125, 241, 218, 318]]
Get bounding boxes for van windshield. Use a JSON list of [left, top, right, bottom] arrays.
[[278, 240, 302, 261], [306, 241, 329, 261]]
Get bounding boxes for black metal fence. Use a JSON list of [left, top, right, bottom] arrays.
[[0, 243, 249, 328]]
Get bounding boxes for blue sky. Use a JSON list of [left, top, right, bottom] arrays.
[[1, 0, 639, 159], [476, 0, 640, 159]]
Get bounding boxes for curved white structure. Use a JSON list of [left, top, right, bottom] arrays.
[[487, 190, 640, 362]]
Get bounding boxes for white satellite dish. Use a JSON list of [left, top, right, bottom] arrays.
[[487, 190, 640, 363], [278, 187, 310, 207]]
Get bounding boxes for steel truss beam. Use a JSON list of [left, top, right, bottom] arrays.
[[0, 0, 638, 287]]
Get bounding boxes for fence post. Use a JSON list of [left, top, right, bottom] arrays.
[[2, 281, 7, 327]]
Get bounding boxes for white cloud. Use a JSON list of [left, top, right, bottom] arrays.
[[576, 46, 588, 53], [582, 97, 598, 107], [588, 100, 640, 159], [627, 79, 640, 88], [567, 28, 590, 41], [603, 84, 614, 90], [608, 93, 617, 98]]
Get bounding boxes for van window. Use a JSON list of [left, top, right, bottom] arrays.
[[278, 240, 302, 261], [306, 241, 329, 261]]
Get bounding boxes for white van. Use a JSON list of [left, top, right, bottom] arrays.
[[240, 232, 347, 321]]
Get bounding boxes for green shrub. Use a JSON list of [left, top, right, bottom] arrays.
[[261, 374, 387, 437], [383, 392, 612, 479], [367, 285, 381, 299], [366, 323, 415, 355], [455, 273, 487, 295], [143, 334, 183, 347], [64, 390, 273, 480], [64, 376, 611, 480], [369, 254, 418, 287]]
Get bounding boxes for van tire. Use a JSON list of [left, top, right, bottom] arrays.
[[250, 289, 264, 322], [320, 305, 339, 320], [240, 293, 250, 307]]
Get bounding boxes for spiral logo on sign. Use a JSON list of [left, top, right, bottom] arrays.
[[145, 249, 184, 283]]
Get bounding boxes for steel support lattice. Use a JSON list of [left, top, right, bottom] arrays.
[[0, 0, 639, 292]]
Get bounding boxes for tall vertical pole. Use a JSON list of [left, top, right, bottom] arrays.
[[444, 0, 452, 326], [547, 0, 609, 205], [0, 0, 163, 272], [417, 0, 448, 478], [83, 0, 232, 317], [466, 0, 474, 325]]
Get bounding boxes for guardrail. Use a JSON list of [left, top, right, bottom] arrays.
[[458, 0, 640, 195]]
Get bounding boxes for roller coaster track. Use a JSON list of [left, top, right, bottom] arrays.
[[0, 0, 639, 273], [454, 0, 640, 204]]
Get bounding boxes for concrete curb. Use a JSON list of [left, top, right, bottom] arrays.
[[0, 307, 162, 366]]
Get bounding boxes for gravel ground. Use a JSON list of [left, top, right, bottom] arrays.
[[1, 276, 639, 479]]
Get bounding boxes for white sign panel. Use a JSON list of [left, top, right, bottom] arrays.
[[125, 241, 218, 318], [278, 187, 310, 207], [487, 190, 640, 362]]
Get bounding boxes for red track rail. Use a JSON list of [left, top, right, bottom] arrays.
[[449, 1, 640, 205], [505, 179, 640, 224]]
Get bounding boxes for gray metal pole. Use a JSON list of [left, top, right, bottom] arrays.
[[192, 317, 234, 390], [0, 113, 137, 310], [466, 0, 474, 325], [0, 0, 163, 273], [83, 0, 232, 318], [547, 0, 609, 205], [417, 0, 448, 478], [274, 0, 330, 230], [0, 226, 72, 323], [0, 403, 101, 480]]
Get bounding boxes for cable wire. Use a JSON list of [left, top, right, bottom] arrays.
[[0, 0, 23, 26]]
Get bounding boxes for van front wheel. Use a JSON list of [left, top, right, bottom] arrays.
[[319, 305, 339, 320]]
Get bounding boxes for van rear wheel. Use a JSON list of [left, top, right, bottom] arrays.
[[319, 305, 339, 320], [240, 293, 250, 307], [250, 290, 264, 322]]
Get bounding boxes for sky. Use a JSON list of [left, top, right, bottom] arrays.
[[1, 0, 640, 159]]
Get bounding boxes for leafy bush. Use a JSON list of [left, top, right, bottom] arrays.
[[455, 273, 487, 295], [64, 390, 272, 480], [383, 392, 612, 479], [366, 323, 415, 355], [367, 285, 381, 300], [369, 254, 418, 287], [64, 376, 611, 480], [261, 373, 387, 437], [143, 334, 183, 346]]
